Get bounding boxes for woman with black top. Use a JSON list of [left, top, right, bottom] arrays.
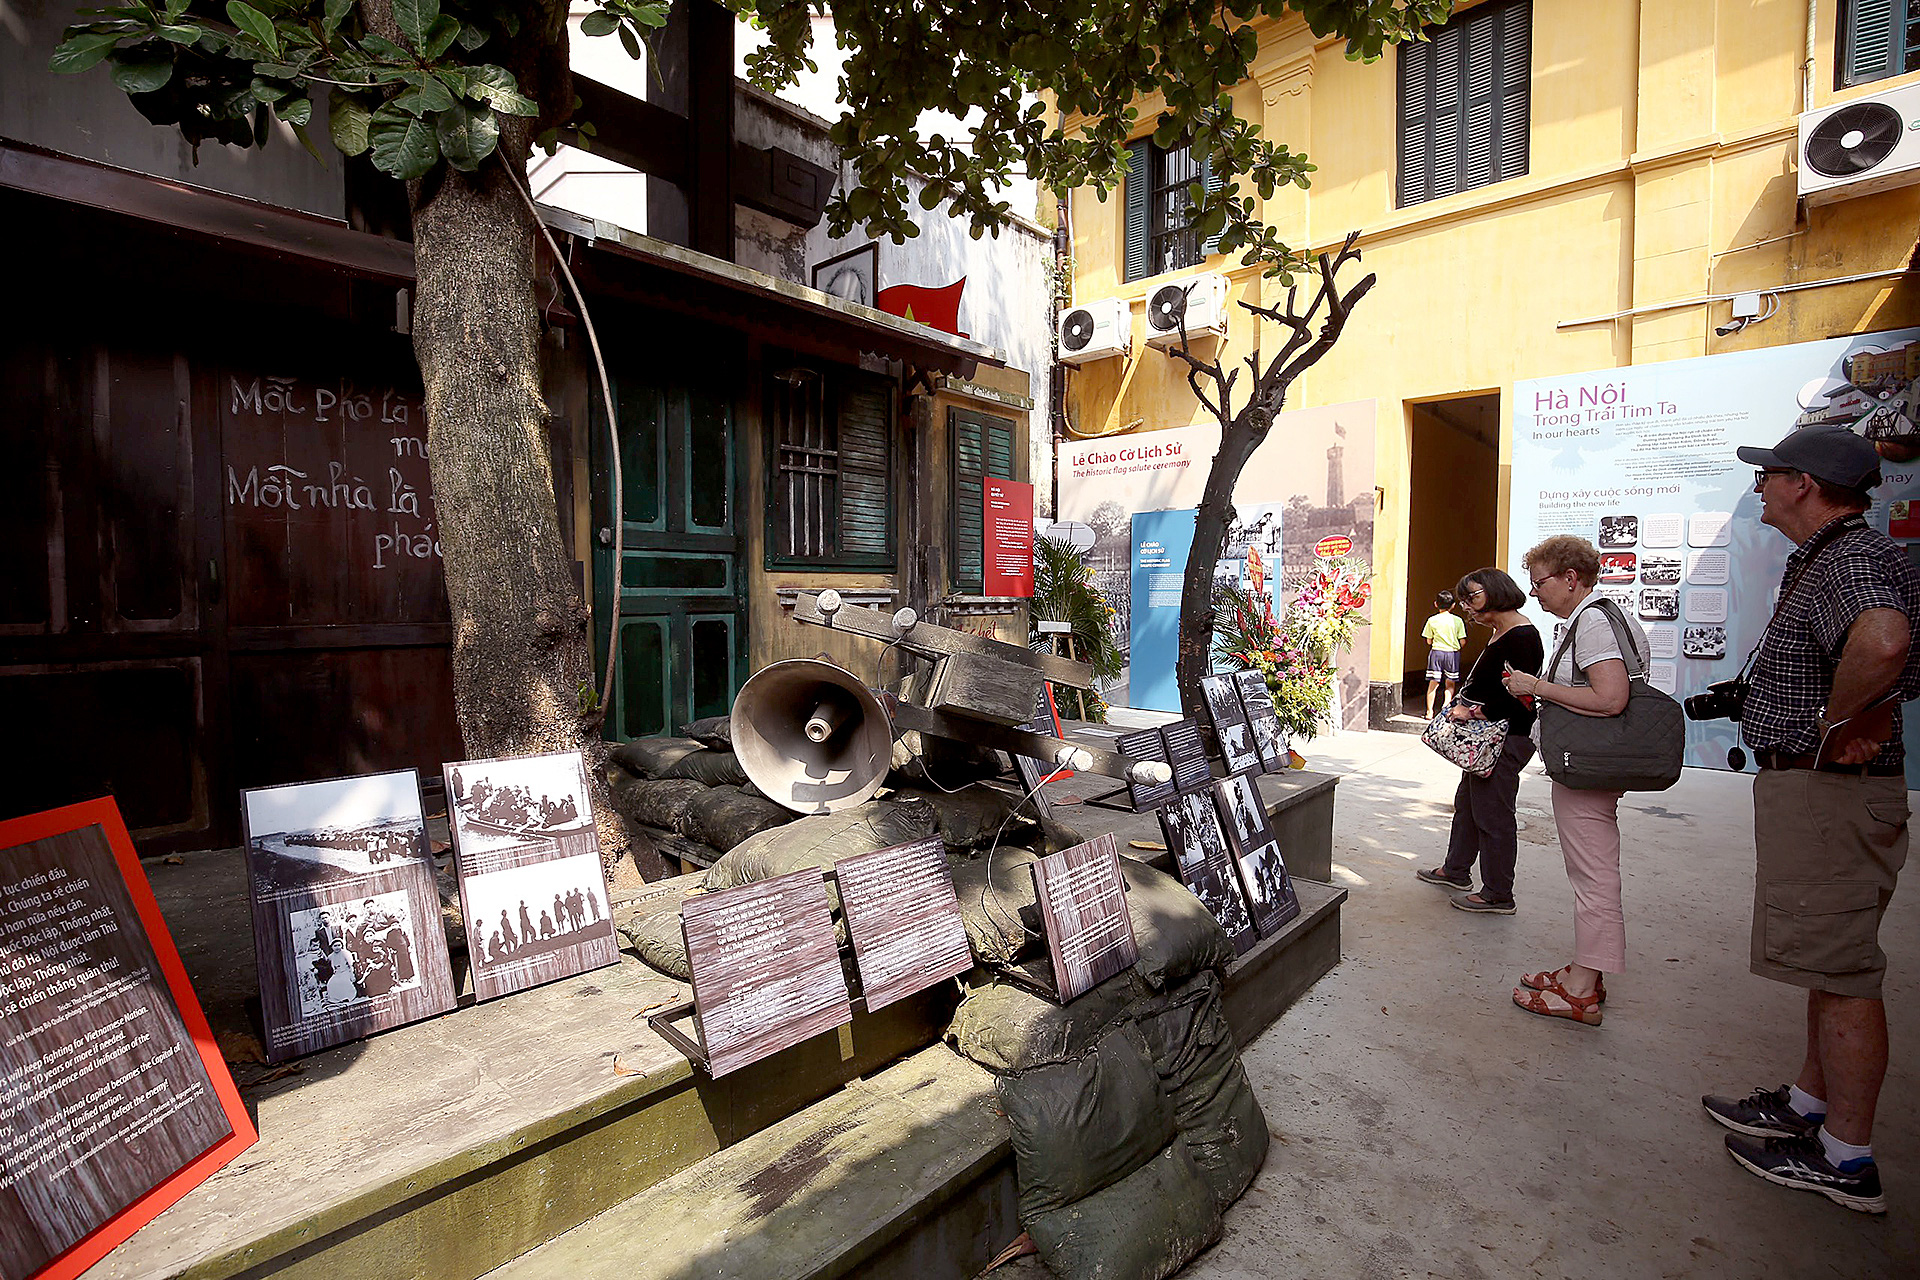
[[1415, 568, 1544, 913]]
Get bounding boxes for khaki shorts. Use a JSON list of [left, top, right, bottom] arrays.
[[1751, 769, 1909, 998]]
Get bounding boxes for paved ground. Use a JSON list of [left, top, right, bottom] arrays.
[[1190, 729, 1918, 1280]]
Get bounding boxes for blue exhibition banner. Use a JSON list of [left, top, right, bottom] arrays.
[[1130, 507, 1197, 712], [1508, 326, 1920, 774]]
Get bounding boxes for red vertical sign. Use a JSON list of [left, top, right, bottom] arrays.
[[983, 479, 1036, 597]]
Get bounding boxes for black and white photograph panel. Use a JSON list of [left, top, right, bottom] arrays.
[[242, 770, 429, 890], [1639, 554, 1682, 586], [460, 854, 612, 973], [1682, 624, 1728, 660], [1236, 839, 1299, 936], [1161, 791, 1255, 948], [287, 891, 424, 1017], [1638, 589, 1679, 621], [445, 751, 593, 859], [1597, 514, 1639, 548], [1215, 773, 1271, 852]]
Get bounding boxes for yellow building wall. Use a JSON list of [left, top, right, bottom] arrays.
[[1064, 0, 1920, 694]]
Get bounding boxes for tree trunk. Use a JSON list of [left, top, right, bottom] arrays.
[[1174, 418, 1266, 717], [368, 0, 661, 879]]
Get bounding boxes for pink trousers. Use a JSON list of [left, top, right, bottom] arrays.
[[1550, 781, 1627, 973]]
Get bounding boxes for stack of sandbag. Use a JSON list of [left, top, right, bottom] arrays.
[[945, 857, 1267, 1280], [602, 733, 797, 859], [612, 872, 709, 980]]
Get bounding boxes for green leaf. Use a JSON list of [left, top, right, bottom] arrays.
[[455, 23, 488, 51], [277, 94, 313, 127], [49, 31, 125, 74], [329, 92, 372, 155], [249, 75, 286, 102], [322, 0, 351, 34], [392, 76, 454, 115], [359, 32, 408, 60], [423, 15, 461, 59], [462, 64, 538, 116], [579, 11, 617, 36], [156, 23, 201, 43], [617, 23, 639, 59], [163, 0, 190, 17], [392, 0, 438, 52], [370, 105, 440, 179], [631, 2, 669, 29], [435, 100, 498, 171], [225, 1, 279, 55], [292, 120, 325, 164], [109, 50, 174, 94]]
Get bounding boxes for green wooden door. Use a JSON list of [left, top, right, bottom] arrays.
[[592, 357, 744, 741]]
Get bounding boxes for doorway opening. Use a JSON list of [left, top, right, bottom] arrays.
[[1403, 394, 1500, 720]]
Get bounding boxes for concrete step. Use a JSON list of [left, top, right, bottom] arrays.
[[1379, 713, 1431, 736], [484, 1045, 1017, 1280]]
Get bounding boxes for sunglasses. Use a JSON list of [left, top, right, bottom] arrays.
[[1753, 467, 1797, 491]]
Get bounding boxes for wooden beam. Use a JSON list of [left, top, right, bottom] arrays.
[[569, 76, 690, 185], [688, 0, 734, 260], [791, 592, 1093, 688]]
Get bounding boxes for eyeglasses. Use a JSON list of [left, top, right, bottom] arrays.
[[1754, 468, 1796, 491], [1528, 571, 1568, 592]]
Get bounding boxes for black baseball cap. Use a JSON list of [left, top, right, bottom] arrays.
[[1736, 425, 1883, 490]]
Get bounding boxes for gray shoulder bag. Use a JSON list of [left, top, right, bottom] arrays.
[[1538, 598, 1684, 791]]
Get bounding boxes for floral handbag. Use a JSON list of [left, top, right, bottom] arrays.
[[1422, 704, 1510, 778], [1419, 647, 1508, 777]]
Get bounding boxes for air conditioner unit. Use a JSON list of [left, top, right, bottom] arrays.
[[1144, 273, 1230, 348], [1797, 82, 1920, 205], [1057, 297, 1131, 364]]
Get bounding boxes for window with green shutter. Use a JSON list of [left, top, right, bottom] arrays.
[[1397, 0, 1531, 208], [949, 407, 1017, 594], [1122, 138, 1219, 282], [766, 361, 895, 569], [1838, 0, 1920, 88]]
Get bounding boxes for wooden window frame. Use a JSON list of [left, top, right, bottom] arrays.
[[948, 407, 1018, 595], [1837, 0, 1920, 88], [1396, 0, 1532, 209], [764, 362, 896, 571]]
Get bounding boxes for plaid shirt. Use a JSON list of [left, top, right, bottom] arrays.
[[1742, 514, 1920, 765]]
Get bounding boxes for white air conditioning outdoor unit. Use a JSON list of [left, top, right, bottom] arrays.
[[1057, 296, 1132, 364], [1797, 82, 1920, 205], [1144, 272, 1230, 348]]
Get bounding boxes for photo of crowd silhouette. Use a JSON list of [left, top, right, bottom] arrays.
[[287, 891, 424, 1017], [240, 770, 458, 1061], [444, 750, 617, 1000]]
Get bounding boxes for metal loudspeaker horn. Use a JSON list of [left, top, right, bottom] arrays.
[[731, 658, 895, 815]]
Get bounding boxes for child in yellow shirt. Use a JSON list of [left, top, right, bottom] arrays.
[[1422, 591, 1466, 718]]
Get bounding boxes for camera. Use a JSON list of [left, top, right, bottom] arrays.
[[1684, 677, 1748, 722]]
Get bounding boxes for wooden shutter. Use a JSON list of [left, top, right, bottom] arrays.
[[1123, 138, 1151, 282], [950, 409, 1017, 593], [1201, 152, 1225, 256], [836, 377, 892, 562], [770, 371, 832, 562], [1397, 0, 1530, 207], [1842, 0, 1900, 86]]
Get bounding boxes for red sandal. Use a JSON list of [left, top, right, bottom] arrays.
[[1512, 978, 1603, 1026], [1520, 966, 1605, 1004]]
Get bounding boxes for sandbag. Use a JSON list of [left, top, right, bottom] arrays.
[[613, 874, 707, 980], [947, 967, 1149, 1074], [680, 715, 733, 748], [703, 795, 939, 903], [686, 785, 796, 852], [658, 748, 751, 788], [607, 736, 705, 779], [1121, 856, 1233, 990], [1026, 1139, 1222, 1280], [604, 775, 709, 837], [886, 733, 1004, 790], [1134, 970, 1269, 1209], [997, 1022, 1176, 1219], [947, 847, 1043, 966], [893, 785, 1036, 850]]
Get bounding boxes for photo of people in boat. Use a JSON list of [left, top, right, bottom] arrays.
[[458, 854, 613, 972], [242, 770, 430, 890], [287, 892, 423, 1017], [445, 751, 597, 868]]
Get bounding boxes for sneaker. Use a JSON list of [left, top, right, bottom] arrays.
[[1450, 893, 1516, 914], [1702, 1085, 1820, 1139], [1724, 1132, 1886, 1213], [1416, 867, 1472, 889]]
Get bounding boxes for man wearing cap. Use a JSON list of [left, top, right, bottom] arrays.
[[1700, 425, 1920, 1213]]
